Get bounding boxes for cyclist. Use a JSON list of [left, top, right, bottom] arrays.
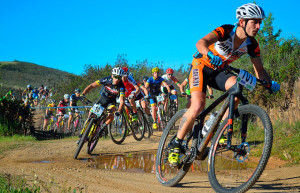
[[68, 88, 82, 131], [168, 3, 280, 167], [56, 94, 70, 132], [145, 67, 171, 129], [43, 99, 57, 130], [121, 67, 140, 121], [22, 84, 32, 98], [31, 87, 39, 106], [161, 68, 181, 112], [130, 74, 152, 121], [80, 67, 126, 133]]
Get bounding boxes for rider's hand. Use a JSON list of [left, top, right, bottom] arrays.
[[269, 81, 280, 93], [207, 51, 222, 66], [208, 95, 214, 99], [114, 111, 121, 117], [128, 94, 135, 99], [181, 92, 187, 96]]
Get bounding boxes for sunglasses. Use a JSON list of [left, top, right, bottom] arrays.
[[167, 74, 173, 76], [114, 75, 122, 80]]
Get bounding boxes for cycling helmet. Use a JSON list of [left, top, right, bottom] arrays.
[[236, 3, 265, 20], [112, 67, 125, 76], [34, 87, 38, 90], [64, 94, 70, 99], [74, 88, 81, 93], [143, 76, 149, 81], [44, 86, 48, 90], [27, 84, 31, 88], [51, 99, 56, 103], [166, 68, 174, 74], [129, 72, 133, 77], [152, 67, 160, 73]]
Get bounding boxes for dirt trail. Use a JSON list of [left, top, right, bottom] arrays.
[[0, 132, 299, 193]]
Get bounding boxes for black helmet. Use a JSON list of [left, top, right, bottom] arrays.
[[143, 76, 149, 81]]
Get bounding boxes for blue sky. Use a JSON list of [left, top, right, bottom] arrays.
[[1, 0, 299, 75]]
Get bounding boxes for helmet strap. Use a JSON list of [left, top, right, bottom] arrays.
[[242, 19, 251, 37]]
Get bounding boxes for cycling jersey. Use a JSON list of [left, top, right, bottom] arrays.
[[58, 100, 68, 114], [95, 76, 125, 99], [31, 90, 39, 99], [70, 94, 80, 106], [46, 103, 56, 114], [190, 24, 260, 93], [193, 24, 260, 69], [122, 75, 138, 97], [146, 77, 165, 95], [161, 74, 180, 87]]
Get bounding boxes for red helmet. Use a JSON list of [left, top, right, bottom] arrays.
[[166, 68, 174, 74], [122, 67, 128, 73]]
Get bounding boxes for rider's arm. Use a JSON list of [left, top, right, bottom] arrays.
[[162, 81, 171, 93], [140, 85, 149, 96], [134, 84, 140, 95], [171, 76, 181, 87], [251, 57, 271, 82], [180, 79, 188, 93], [82, 81, 100, 95], [207, 85, 213, 96], [118, 95, 125, 113], [196, 32, 219, 55]]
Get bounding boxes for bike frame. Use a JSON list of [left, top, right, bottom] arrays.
[[193, 78, 249, 159]]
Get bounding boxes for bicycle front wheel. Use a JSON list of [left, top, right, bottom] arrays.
[[108, 114, 127, 144], [74, 118, 94, 159], [155, 109, 192, 187], [131, 109, 146, 141], [208, 104, 273, 193]]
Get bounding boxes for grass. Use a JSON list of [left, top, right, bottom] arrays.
[[271, 120, 300, 165]]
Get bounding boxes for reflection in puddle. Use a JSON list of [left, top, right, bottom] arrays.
[[32, 161, 53, 163], [83, 150, 207, 174]]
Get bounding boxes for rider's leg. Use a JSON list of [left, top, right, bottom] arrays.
[[68, 111, 73, 130], [43, 119, 49, 130], [177, 91, 206, 139], [104, 105, 117, 125], [141, 100, 151, 116], [164, 95, 168, 112]]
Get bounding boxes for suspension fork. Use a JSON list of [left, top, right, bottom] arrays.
[[226, 94, 235, 149]]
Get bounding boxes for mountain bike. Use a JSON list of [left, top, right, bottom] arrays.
[[136, 99, 152, 138], [54, 113, 68, 133], [108, 100, 146, 144], [46, 115, 57, 131], [74, 99, 110, 159], [70, 110, 86, 135], [156, 94, 167, 130], [155, 65, 273, 193]]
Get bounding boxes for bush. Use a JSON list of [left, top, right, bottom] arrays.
[[0, 99, 34, 136]]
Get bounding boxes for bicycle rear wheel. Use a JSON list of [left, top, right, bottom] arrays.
[[208, 104, 273, 193], [156, 109, 193, 187], [131, 109, 146, 141], [108, 114, 127, 144]]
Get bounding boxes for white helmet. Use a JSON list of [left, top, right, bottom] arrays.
[[111, 67, 125, 76], [64, 94, 70, 99], [236, 3, 265, 20]]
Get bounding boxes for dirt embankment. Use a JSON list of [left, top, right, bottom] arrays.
[[0, 133, 299, 193]]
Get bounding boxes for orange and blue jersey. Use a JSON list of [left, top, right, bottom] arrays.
[[193, 24, 261, 69]]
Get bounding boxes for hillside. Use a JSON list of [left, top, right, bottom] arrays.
[[0, 61, 76, 97]]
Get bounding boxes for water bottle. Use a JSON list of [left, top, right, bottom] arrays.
[[202, 112, 217, 137]]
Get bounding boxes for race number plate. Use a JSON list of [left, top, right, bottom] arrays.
[[91, 104, 105, 117], [135, 101, 140, 108], [170, 94, 177, 100], [236, 70, 257, 91], [156, 95, 164, 102]]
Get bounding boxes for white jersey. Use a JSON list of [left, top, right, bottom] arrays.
[[161, 74, 179, 87]]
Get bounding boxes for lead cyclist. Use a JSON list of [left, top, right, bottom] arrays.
[[168, 3, 281, 166]]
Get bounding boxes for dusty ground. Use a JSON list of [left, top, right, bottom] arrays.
[[0, 132, 299, 193]]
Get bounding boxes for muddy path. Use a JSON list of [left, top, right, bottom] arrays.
[[0, 132, 299, 192]]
